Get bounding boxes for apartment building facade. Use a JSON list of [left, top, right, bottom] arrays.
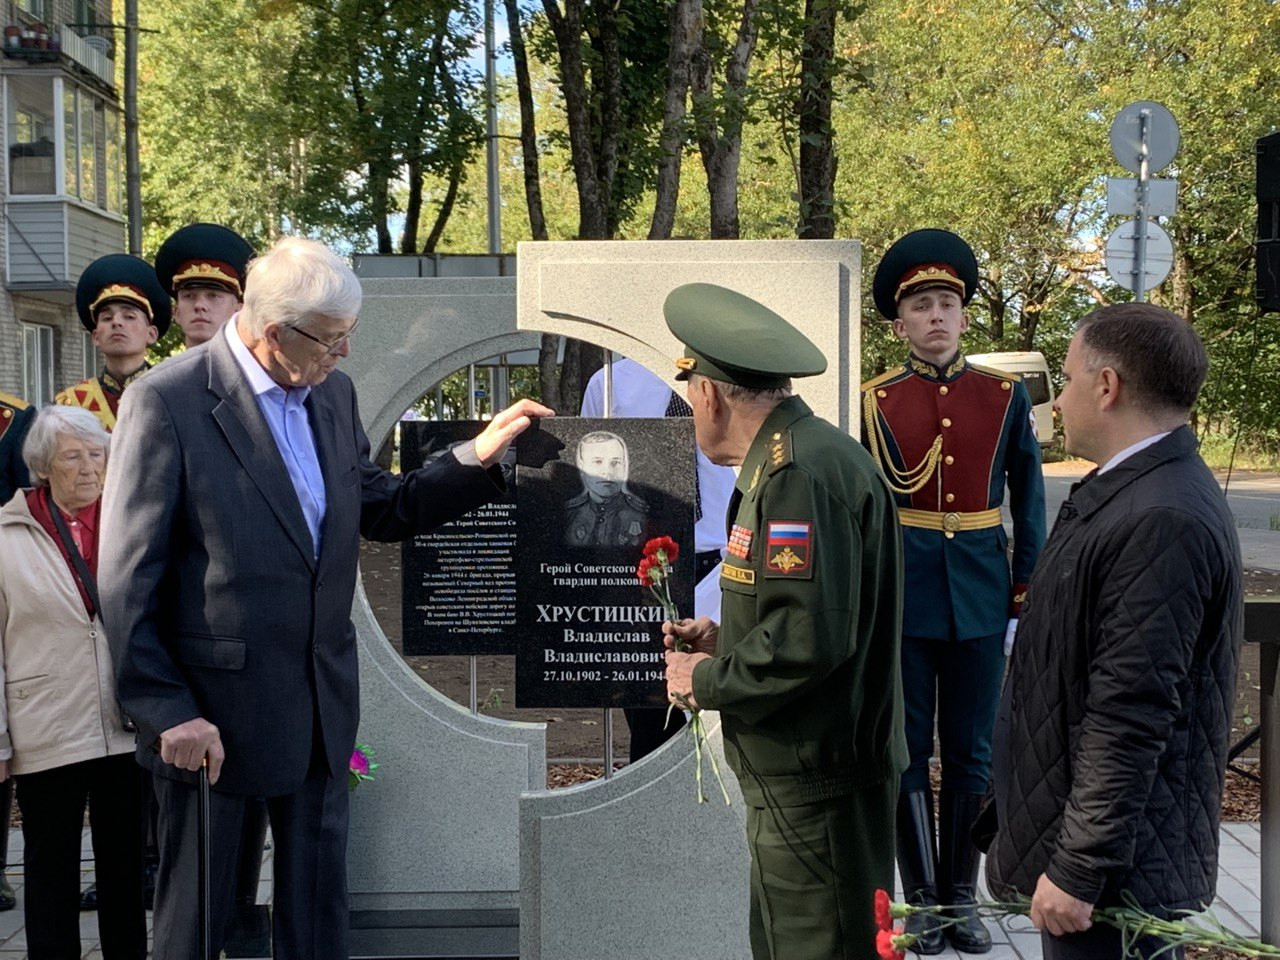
[[0, 0, 124, 404]]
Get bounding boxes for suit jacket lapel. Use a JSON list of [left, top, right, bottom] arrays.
[[306, 390, 345, 570], [206, 334, 317, 571]]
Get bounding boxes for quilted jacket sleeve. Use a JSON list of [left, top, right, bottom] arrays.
[[1046, 507, 1219, 903]]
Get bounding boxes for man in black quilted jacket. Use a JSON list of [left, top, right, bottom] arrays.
[[984, 302, 1243, 960]]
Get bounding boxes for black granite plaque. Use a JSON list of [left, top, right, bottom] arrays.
[[400, 420, 517, 655], [514, 418, 696, 708]]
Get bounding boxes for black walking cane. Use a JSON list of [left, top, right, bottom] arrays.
[[198, 757, 212, 960]]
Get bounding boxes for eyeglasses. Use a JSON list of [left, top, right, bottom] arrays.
[[289, 317, 359, 356]]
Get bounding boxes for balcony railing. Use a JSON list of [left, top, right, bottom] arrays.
[[58, 24, 113, 87]]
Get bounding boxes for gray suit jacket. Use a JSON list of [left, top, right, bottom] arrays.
[[100, 333, 501, 796]]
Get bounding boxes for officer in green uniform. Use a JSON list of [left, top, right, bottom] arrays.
[[662, 283, 907, 960]]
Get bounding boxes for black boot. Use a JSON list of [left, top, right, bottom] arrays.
[[939, 789, 992, 954], [896, 788, 946, 954]]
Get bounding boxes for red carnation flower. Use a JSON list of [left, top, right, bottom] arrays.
[[643, 536, 679, 564], [874, 888, 893, 931], [876, 928, 904, 960], [636, 557, 655, 585]]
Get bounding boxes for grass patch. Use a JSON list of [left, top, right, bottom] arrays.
[[1198, 432, 1280, 472]]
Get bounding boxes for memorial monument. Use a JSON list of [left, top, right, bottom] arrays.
[[343, 241, 859, 959]]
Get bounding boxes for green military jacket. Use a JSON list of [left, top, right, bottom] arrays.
[[691, 396, 908, 807]]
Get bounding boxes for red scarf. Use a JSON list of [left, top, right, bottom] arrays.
[[26, 486, 99, 617]]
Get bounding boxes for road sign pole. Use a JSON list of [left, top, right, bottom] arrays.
[[1134, 109, 1152, 302]]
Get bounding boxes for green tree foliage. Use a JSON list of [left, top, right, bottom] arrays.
[[138, 0, 484, 256], [137, 0, 306, 253]]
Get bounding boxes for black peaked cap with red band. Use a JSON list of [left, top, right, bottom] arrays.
[[155, 222, 254, 299], [76, 254, 172, 336], [873, 228, 979, 320]]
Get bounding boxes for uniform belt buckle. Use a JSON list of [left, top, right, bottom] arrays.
[[942, 512, 961, 533]]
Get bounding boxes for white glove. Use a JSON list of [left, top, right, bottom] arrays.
[[1003, 618, 1019, 657]]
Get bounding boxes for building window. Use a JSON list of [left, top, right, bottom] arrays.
[[7, 76, 56, 195], [21, 322, 54, 407], [73, 0, 97, 29], [77, 87, 95, 204], [104, 108, 120, 212], [82, 330, 98, 381], [16, 0, 49, 20], [60, 83, 120, 211]]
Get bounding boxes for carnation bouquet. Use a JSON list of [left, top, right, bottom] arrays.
[[873, 889, 1280, 960], [637, 536, 731, 805]]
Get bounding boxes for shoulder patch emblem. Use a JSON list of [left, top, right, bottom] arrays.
[[764, 520, 814, 579]]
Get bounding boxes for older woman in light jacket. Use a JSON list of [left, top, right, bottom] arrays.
[[0, 405, 144, 960]]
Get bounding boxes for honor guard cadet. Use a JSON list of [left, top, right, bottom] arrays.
[[862, 229, 1046, 954], [0, 391, 33, 506], [662, 283, 906, 960], [55, 256, 171, 432], [155, 223, 254, 349]]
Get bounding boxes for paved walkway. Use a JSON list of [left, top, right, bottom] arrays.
[[947, 823, 1264, 960], [0, 825, 1262, 957], [0, 827, 273, 958]]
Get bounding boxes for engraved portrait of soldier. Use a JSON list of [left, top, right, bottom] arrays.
[[563, 430, 650, 547]]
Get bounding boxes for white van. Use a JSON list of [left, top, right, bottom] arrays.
[[966, 351, 1056, 448]]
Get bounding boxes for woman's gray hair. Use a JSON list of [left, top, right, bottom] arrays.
[[22, 405, 110, 486], [237, 236, 362, 340]]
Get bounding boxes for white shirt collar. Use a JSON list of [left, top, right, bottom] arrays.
[[224, 315, 308, 402], [1097, 431, 1172, 475]]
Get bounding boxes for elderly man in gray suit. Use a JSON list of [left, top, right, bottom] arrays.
[[99, 237, 552, 959]]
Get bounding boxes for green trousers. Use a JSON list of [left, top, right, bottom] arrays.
[[747, 777, 898, 960]]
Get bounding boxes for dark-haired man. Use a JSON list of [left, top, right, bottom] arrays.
[[984, 303, 1243, 960]]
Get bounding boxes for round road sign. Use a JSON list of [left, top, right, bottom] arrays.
[[1104, 219, 1174, 293], [1109, 101, 1180, 174]]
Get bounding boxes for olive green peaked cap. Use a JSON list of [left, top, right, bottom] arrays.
[[664, 283, 827, 389]]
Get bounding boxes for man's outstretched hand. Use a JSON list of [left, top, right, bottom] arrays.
[[475, 400, 555, 467]]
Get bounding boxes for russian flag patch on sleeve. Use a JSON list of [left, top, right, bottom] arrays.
[[764, 520, 814, 578]]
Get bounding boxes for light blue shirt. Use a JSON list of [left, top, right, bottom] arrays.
[[225, 317, 327, 558]]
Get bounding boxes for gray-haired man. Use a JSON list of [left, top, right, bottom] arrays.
[[101, 236, 552, 959]]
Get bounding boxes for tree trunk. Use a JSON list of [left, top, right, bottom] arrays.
[[796, 0, 836, 239], [650, 0, 698, 239], [543, 0, 608, 239], [691, 0, 761, 240], [503, 0, 548, 242], [538, 334, 561, 412], [370, 169, 393, 253], [421, 158, 463, 253], [401, 155, 423, 253], [596, 0, 622, 235]]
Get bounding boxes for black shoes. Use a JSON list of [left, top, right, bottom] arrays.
[[939, 789, 993, 954], [896, 789, 947, 954], [80, 860, 156, 912]]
